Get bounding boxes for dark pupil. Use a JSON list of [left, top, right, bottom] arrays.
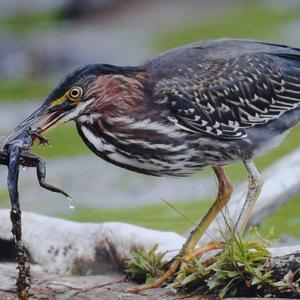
[[71, 89, 79, 97]]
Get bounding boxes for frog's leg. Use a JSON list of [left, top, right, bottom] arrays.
[[20, 151, 70, 198]]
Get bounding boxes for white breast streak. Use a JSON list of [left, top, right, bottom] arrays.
[[111, 116, 186, 138], [81, 126, 104, 152]]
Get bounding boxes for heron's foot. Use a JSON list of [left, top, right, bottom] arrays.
[[174, 241, 223, 284], [130, 241, 222, 293]]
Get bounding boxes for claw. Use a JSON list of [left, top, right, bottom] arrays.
[[32, 129, 49, 146]]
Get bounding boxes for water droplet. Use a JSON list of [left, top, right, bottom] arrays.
[[22, 166, 28, 171], [67, 196, 75, 210]]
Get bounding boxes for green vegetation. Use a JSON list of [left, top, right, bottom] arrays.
[[153, 3, 300, 52], [127, 244, 166, 284], [0, 79, 52, 102], [127, 229, 300, 298], [0, 10, 65, 35], [202, 230, 273, 298]]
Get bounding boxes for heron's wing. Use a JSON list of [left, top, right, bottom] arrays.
[[152, 48, 300, 139]]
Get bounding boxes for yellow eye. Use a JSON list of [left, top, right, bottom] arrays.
[[68, 86, 83, 100]]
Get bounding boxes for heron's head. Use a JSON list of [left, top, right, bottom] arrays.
[[1, 64, 144, 147]]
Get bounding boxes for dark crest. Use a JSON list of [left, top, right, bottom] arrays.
[[45, 64, 144, 104]]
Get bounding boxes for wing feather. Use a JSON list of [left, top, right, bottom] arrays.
[[153, 50, 300, 139]]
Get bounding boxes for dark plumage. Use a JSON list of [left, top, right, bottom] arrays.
[[69, 39, 300, 176], [3, 38, 300, 290]]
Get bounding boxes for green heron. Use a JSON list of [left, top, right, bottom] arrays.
[[2, 38, 300, 289]]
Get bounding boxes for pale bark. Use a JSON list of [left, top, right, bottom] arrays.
[[0, 210, 300, 274], [0, 210, 185, 274], [0, 211, 300, 299]]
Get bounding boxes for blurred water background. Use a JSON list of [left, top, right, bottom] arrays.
[[0, 0, 300, 238]]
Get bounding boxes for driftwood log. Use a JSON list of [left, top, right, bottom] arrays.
[[0, 210, 185, 274], [0, 210, 300, 299]]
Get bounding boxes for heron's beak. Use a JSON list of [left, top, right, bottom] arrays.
[[0, 96, 75, 149]]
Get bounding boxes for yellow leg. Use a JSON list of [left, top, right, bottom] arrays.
[[235, 160, 263, 234], [131, 166, 233, 293], [181, 166, 233, 254]]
